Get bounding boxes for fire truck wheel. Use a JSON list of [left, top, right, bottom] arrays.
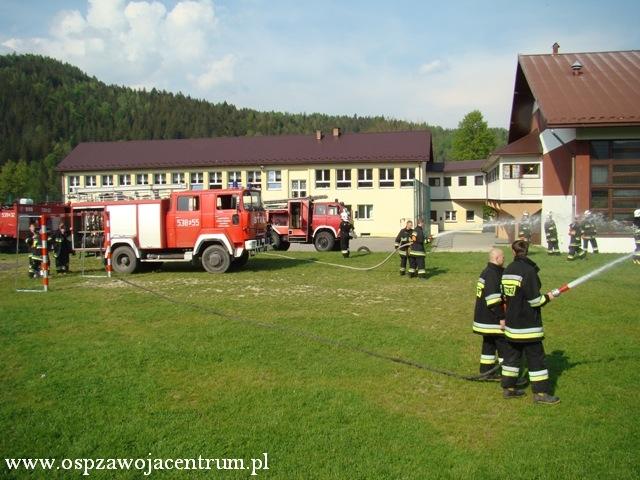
[[202, 245, 231, 273], [314, 231, 335, 252], [271, 231, 291, 251], [112, 246, 138, 274]]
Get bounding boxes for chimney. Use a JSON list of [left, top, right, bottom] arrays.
[[316, 130, 322, 141], [552, 42, 560, 55], [332, 127, 341, 138]]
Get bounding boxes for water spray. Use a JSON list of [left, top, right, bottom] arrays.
[[550, 253, 633, 298]]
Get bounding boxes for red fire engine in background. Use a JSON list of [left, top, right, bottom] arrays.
[[0, 200, 67, 252], [265, 195, 347, 251], [70, 187, 267, 274]]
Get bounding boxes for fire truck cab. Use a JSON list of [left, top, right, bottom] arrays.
[[266, 196, 347, 251], [71, 188, 267, 274]]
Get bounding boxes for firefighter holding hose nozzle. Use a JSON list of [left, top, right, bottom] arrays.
[[500, 240, 560, 405], [394, 220, 413, 275]]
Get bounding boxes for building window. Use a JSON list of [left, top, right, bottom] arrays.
[[69, 176, 80, 191], [458, 176, 467, 186], [400, 168, 415, 187], [291, 180, 307, 198], [444, 176, 452, 187], [337, 169, 352, 188], [466, 210, 475, 222], [267, 170, 281, 190], [379, 168, 394, 188], [475, 175, 484, 186], [428, 177, 440, 187], [153, 173, 167, 185], [102, 175, 113, 187], [228, 171, 242, 188], [119, 174, 131, 186], [356, 204, 373, 220], [503, 164, 539, 179], [247, 170, 261, 189], [172, 172, 185, 185], [590, 140, 640, 223], [315, 169, 330, 189], [209, 171, 223, 189], [487, 167, 499, 183], [445, 210, 457, 222], [357, 168, 373, 188], [85, 175, 97, 187], [430, 210, 437, 222], [190, 172, 204, 190], [136, 173, 149, 185]]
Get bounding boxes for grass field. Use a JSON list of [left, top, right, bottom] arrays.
[[1, 247, 639, 479]]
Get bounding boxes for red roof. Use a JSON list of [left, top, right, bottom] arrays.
[[492, 130, 541, 156], [428, 159, 486, 173], [517, 50, 640, 128], [57, 131, 432, 172]]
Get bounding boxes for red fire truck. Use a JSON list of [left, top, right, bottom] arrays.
[[70, 188, 267, 273], [265, 196, 347, 251], [0, 200, 67, 252]]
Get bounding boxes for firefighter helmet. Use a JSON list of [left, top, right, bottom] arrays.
[[634, 208, 640, 218], [584, 210, 591, 216]]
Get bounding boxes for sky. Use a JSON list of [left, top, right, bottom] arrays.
[[1, 0, 639, 129]]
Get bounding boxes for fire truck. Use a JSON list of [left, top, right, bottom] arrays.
[[70, 188, 267, 274], [0, 200, 67, 252], [265, 196, 347, 251]]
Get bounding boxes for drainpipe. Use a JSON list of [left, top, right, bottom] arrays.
[[550, 130, 576, 219]]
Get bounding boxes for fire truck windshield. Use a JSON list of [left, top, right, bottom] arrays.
[[242, 190, 263, 211]]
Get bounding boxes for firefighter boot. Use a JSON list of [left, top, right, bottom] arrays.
[[533, 392, 560, 405], [503, 388, 526, 399]]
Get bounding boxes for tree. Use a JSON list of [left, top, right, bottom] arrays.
[[450, 110, 497, 161]]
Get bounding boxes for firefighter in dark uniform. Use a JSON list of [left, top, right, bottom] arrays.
[[518, 212, 532, 243], [580, 210, 599, 254], [501, 240, 559, 404], [394, 220, 413, 275], [633, 208, 640, 265], [25, 222, 42, 278], [52, 223, 73, 273], [544, 212, 560, 255], [473, 248, 507, 379], [408, 219, 427, 279], [339, 210, 354, 258], [567, 217, 586, 260]]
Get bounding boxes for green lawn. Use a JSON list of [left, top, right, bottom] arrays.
[[1, 248, 639, 479]]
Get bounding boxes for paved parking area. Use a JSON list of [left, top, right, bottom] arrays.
[[288, 232, 500, 253]]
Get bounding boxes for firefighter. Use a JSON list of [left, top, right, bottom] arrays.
[[634, 208, 640, 265], [408, 218, 427, 279], [518, 212, 532, 243], [394, 220, 413, 275], [52, 223, 73, 273], [501, 240, 559, 404], [339, 212, 354, 258], [25, 222, 42, 278], [580, 210, 599, 254], [567, 216, 586, 261], [544, 212, 560, 255], [473, 248, 507, 380]]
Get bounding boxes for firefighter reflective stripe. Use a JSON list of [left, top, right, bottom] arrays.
[[502, 365, 520, 377], [529, 369, 549, 382], [502, 274, 522, 286], [409, 251, 426, 257], [505, 326, 544, 340], [485, 293, 502, 306], [473, 322, 503, 335], [398, 250, 407, 256], [480, 354, 496, 365], [528, 295, 548, 308]]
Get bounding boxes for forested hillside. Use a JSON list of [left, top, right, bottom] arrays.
[[0, 54, 506, 202]]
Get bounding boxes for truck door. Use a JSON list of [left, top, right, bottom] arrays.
[[174, 194, 201, 247]]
